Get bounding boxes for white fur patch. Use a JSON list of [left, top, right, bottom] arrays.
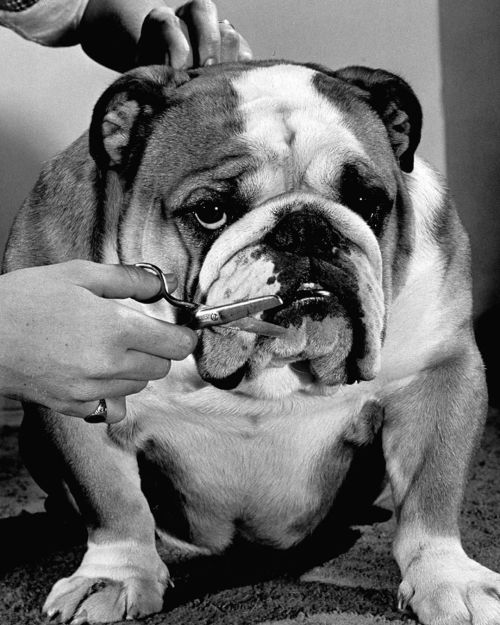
[[394, 533, 500, 625], [405, 157, 446, 256], [231, 65, 366, 202], [379, 158, 458, 383], [78, 540, 166, 581]]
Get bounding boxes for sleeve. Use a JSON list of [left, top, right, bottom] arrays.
[[0, 0, 89, 46]]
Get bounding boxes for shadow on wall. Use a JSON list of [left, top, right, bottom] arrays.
[[0, 122, 45, 258], [439, 1, 500, 404]]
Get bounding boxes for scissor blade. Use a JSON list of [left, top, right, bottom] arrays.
[[223, 317, 288, 337], [193, 295, 283, 328], [216, 295, 283, 323]]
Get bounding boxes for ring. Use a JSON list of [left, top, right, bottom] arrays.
[[84, 399, 107, 424], [219, 19, 234, 27]]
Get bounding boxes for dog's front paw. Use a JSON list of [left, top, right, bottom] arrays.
[[43, 574, 166, 624], [43, 542, 169, 623], [398, 551, 500, 625]]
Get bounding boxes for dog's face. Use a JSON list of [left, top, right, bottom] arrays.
[[91, 62, 421, 395]]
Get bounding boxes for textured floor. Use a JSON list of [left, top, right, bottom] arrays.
[[0, 405, 499, 625]]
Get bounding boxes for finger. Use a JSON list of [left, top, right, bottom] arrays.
[[111, 350, 172, 381], [218, 20, 241, 63], [63, 380, 148, 405], [237, 34, 253, 61], [70, 261, 177, 301], [125, 312, 197, 360], [105, 397, 127, 424], [179, 0, 221, 67], [137, 7, 190, 69]]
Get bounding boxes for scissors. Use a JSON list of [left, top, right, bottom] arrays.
[[134, 262, 289, 338]]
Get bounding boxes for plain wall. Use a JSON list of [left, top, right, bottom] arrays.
[[0, 0, 445, 258], [0, 32, 116, 256], [439, 1, 500, 315], [439, 1, 500, 402]]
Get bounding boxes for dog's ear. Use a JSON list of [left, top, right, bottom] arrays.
[[333, 66, 422, 173], [89, 66, 190, 172]]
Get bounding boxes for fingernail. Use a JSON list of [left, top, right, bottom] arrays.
[[164, 273, 177, 291], [84, 414, 106, 424], [182, 328, 198, 352], [204, 58, 216, 66]]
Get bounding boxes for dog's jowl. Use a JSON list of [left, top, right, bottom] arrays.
[[4, 62, 500, 624]]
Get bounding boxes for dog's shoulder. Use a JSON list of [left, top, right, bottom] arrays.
[[406, 157, 469, 259], [404, 157, 472, 303], [380, 158, 474, 381], [3, 133, 98, 272]]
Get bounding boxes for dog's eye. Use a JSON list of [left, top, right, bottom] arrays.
[[345, 190, 391, 229], [339, 164, 392, 231], [351, 194, 378, 223], [194, 202, 227, 230]]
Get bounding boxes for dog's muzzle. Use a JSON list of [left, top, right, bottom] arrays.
[[194, 197, 385, 392]]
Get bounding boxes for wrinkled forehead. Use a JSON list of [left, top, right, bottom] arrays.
[[233, 65, 366, 167], [230, 64, 397, 197], [145, 64, 396, 197]]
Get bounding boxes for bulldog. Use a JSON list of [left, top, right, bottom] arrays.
[[4, 61, 500, 625]]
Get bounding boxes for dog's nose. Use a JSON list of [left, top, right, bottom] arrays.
[[265, 208, 340, 258]]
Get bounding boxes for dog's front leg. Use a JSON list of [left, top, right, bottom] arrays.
[[383, 348, 500, 625], [36, 411, 169, 624]]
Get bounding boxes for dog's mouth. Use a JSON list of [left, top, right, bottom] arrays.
[[280, 281, 334, 309], [202, 282, 336, 338], [291, 282, 335, 305], [195, 280, 357, 391], [263, 280, 345, 330]]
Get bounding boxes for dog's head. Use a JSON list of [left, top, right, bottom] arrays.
[[90, 61, 421, 396]]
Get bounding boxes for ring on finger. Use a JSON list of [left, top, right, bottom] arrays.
[[84, 399, 108, 424]]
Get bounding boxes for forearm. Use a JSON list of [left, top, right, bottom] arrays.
[[0, 0, 167, 70], [0, 0, 88, 46]]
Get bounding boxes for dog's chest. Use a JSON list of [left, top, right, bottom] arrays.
[[128, 385, 378, 551]]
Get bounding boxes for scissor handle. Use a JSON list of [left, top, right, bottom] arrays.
[[134, 263, 197, 310]]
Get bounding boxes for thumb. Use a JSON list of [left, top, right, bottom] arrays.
[[77, 263, 178, 301]]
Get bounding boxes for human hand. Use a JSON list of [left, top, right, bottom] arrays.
[[0, 260, 197, 423], [138, 0, 253, 69], [79, 0, 252, 73]]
